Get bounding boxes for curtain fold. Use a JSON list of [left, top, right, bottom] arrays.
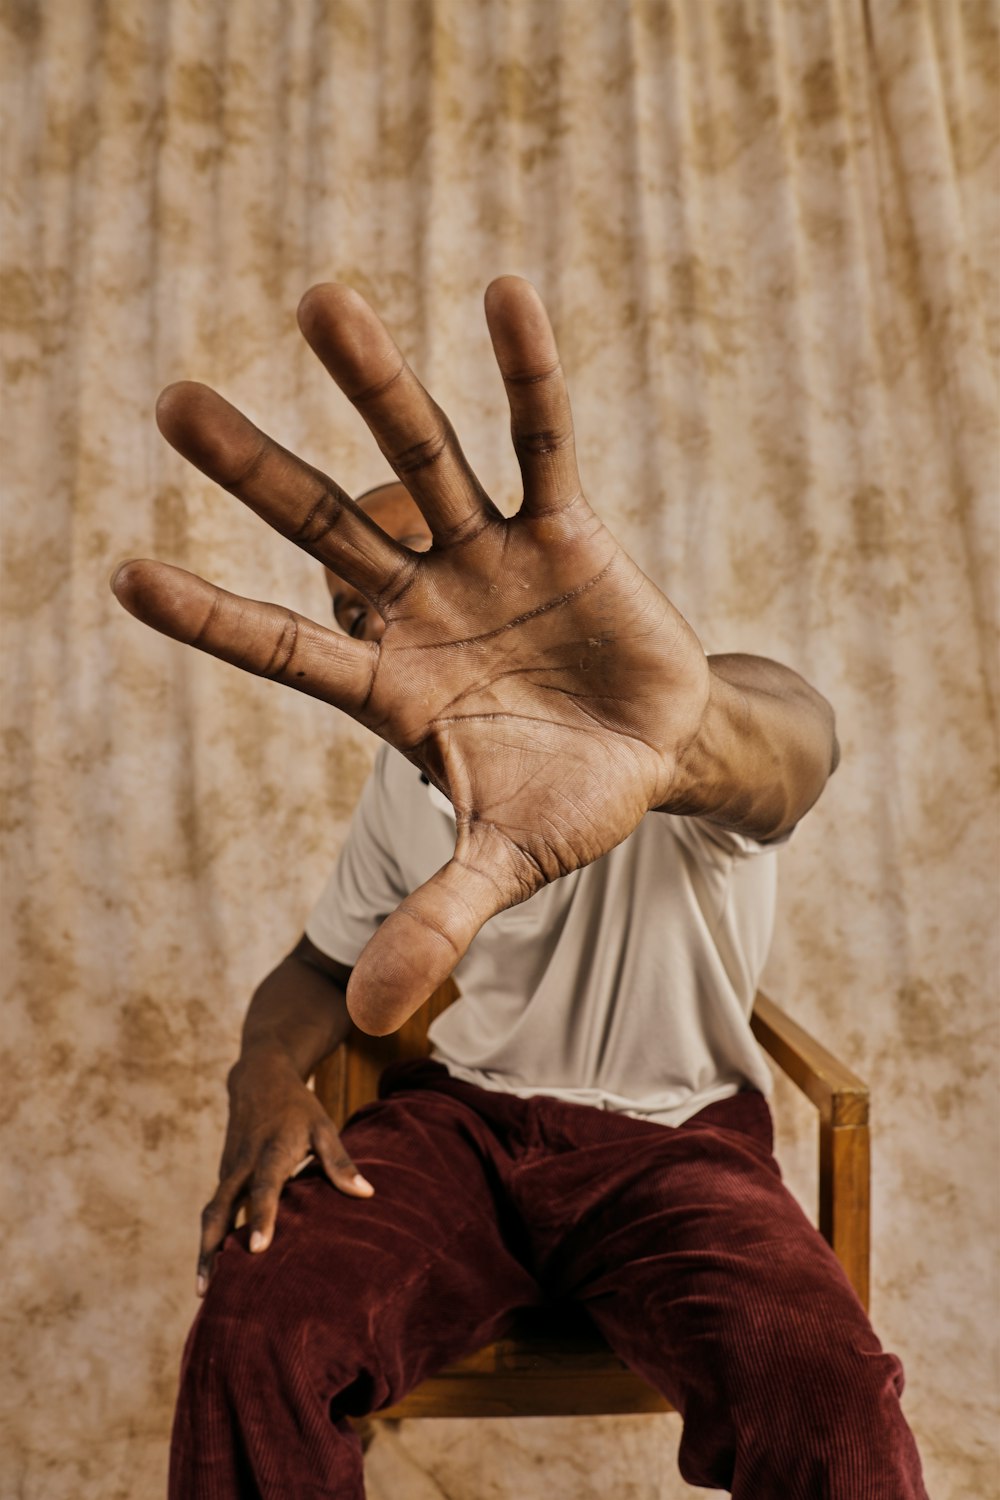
[[3, 2, 996, 1495]]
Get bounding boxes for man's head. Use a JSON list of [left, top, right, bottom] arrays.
[[324, 481, 431, 641]]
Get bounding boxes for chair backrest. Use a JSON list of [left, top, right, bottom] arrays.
[[314, 978, 459, 1131]]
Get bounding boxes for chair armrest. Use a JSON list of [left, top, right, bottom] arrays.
[[751, 990, 870, 1311], [314, 978, 459, 1130], [751, 991, 868, 1127]]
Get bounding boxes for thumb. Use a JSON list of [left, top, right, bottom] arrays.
[[346, 852, 512, 1034]]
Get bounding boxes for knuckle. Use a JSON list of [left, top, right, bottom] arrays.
[[256, 1139, 292, 1173], [514, 425, 574, 457], [350, 359, 407, 408], [248, 1175, 280, 1206], [249, 1171, 286, 1202], [504, 360, 562, 388], [190, 589, 224, 649], [316, 1129, 352, 1175], [392, 429, 449, 477], [288, 483, 344, 550], [202, 1170, 243, 1215], [200, 1223, 227, 1255], [260, 615, 299, 680]]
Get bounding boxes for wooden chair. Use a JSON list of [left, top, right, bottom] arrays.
[[314, 983, 869, 1420]]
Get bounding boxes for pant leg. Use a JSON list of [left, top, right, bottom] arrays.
[[168, 1078, 543, 1500], [513, 1090, 928, 1500]]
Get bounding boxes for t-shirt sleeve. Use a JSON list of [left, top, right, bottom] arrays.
[[304, 745, 409, 967], [669, 812, 794, 865]]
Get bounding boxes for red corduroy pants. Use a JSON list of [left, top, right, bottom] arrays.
[[169, 1059, 928, 1498]]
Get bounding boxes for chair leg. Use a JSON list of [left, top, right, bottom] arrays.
[[348, 1414, 379, 1454], [819, 1115, 871, 1311]]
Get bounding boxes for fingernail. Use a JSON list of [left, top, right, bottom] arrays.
[[196, 1273, 208, 1297], [250, 1231, 266, 1252], [352, 1173, 374, 1193]]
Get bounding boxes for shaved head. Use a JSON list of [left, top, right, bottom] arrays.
[[323, 482, 431, 640], [353, 480, 410, 507]]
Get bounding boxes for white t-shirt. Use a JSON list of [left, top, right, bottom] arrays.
[[306, 744, 779, 1127]]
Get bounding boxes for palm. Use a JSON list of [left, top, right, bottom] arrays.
[[368, 523, 704, 874], [114, 279, 709, 1034]]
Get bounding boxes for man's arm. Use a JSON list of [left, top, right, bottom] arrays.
[[197, 936, 373, 1295], [238, 935, 355, 1076], [656, 654, 840, 843], [112, 275, 839, 1038]]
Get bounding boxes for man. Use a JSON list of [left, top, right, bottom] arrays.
[[113, 278, 927, 1497]]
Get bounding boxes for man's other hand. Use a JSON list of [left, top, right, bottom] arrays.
[[197, 1047, 373, 1296]]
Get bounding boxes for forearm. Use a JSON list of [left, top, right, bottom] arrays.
[[658, 654, 839, 841], [237, 944, 354, 1082], [203, 941, 368, 1287]]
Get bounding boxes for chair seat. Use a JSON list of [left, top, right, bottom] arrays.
[[374, 1302, 673, 1419]]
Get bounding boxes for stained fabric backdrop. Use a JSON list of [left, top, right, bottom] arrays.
[[2, 1, 997, 1496]]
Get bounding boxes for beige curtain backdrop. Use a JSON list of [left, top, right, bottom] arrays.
[[3, 1, 997, 1496]]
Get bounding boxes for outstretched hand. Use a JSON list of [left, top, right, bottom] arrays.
[[113, 278, 712, 1034]]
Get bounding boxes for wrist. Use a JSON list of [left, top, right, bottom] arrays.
[[652, 671, 795, 839], [234, 950, 354, 1085], [653, 660, 834, 840], [651, 669, 730, 817], [228, 1039, 304, 1094]]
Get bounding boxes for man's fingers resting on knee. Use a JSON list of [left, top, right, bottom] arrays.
[[245, 1166, 292, 1256], [197, 1175, 246, 1296], [313, 1124, 375, 1199]]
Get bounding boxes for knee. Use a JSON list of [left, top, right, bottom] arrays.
[[189, 1242, 303, 1382], [747, 1330, 915, 1484], [188, 1232, 378, 1404], [782, 1336, 905, 1433]]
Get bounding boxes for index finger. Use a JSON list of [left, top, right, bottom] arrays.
[[198, 1173, 247, 1295], [111, 560, 377, 714]]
